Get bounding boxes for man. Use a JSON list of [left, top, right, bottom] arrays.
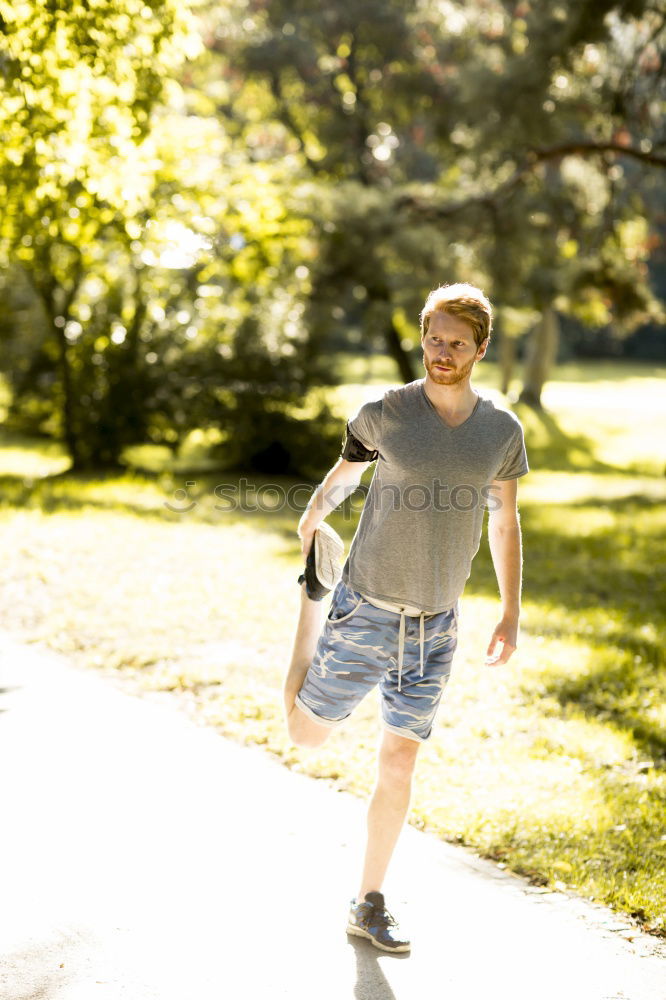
[[283, 282, 529, 953]]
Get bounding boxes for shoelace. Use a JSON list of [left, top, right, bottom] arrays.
[[371, 903, 398, 929]]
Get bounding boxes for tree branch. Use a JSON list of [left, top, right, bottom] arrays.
[[268, 71, 321, 174], [396, 136, 665, 222], [530, 141, 666, 168], [344, 32, 373, 186]]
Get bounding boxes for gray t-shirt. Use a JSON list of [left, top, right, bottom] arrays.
[[342, 379, 529, 613]]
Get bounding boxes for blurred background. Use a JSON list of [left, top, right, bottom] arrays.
[[1, 0, 664, 935]]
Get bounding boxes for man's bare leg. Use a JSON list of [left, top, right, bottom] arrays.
[[356, 730, 420, 900], [283, 582, 325, 715], [283, 583, 331, 748]]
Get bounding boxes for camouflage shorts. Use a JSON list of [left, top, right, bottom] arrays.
[[295, 580, 459, 742]]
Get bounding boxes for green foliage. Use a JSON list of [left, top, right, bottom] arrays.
[[0, 0, 201, 225], [1, 0, 664, 467], [0, 0, 204, 465], [0, 3, 336, 472], [208, 0, 664, 378]]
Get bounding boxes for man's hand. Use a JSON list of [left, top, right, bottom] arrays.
[[485, 616, 519, 666]]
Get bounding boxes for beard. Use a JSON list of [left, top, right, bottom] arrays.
[[423, 353, 476, 385]]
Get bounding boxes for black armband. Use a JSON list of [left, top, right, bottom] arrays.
[[341, 422, 379, 462]]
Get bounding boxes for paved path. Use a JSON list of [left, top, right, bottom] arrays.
[[1, 633, 664, 1000]]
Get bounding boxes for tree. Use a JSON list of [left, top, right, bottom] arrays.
[[0, 1, 341, 476], [396, 0, 666, 403], [0, 0, 201, 467], [204, 0, 665, 401]]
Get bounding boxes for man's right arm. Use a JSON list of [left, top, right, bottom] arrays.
[[297, 458, 370, 556]]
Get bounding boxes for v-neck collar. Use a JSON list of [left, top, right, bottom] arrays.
[[420, 382, 482, 431]]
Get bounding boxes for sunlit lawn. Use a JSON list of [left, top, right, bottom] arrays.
[[0, 359, 664, 935]]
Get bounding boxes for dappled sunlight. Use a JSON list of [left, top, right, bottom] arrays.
[[0, 431, 70, 479], [329, 359, 664, 478], [537, 713, 637, 767], [537, 647, 666, 760], [519, 470, 666, 504], [474, 495, 665, 636], [412, 749, 614, 838], [0, 509, 295, 672], [327, 381, 395, 421], [0, 363, 664, 932], [2, 0, 665, 962], [514, 403, 617, 473], [0, 471, 179, 520], [541, 375, 666, 476]]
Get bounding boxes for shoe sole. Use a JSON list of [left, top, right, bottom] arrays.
[[314, 523, 344, 591], [346, 924, 411, 953]]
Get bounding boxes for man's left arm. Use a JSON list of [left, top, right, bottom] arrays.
[[485, 477, 523, 666]]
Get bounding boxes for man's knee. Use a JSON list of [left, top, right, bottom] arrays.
[[287, 704, 332, 749], [378, 735, 420, 784]]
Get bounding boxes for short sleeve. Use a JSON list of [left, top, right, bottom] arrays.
[[345, 399, 383, 456], [495, 424, 529, 480]]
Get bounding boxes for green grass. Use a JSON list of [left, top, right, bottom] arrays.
[[0, 358, 664, 936]]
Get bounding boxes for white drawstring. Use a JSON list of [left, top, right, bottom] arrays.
[[396, 609, 427, 692], [360, 594, 433, 692]]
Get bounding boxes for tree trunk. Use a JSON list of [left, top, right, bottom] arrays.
[[498, 323, 517, 396], [365, 282, 418, 383], [52, 320, 83, 467], [384, 316, 418, 383], [32, 255, 84, 469], [519, 306, 559, 408]]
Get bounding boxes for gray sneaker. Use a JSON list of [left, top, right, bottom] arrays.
[[298, 522, 344, 601], [346, 891, 411, 953]]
